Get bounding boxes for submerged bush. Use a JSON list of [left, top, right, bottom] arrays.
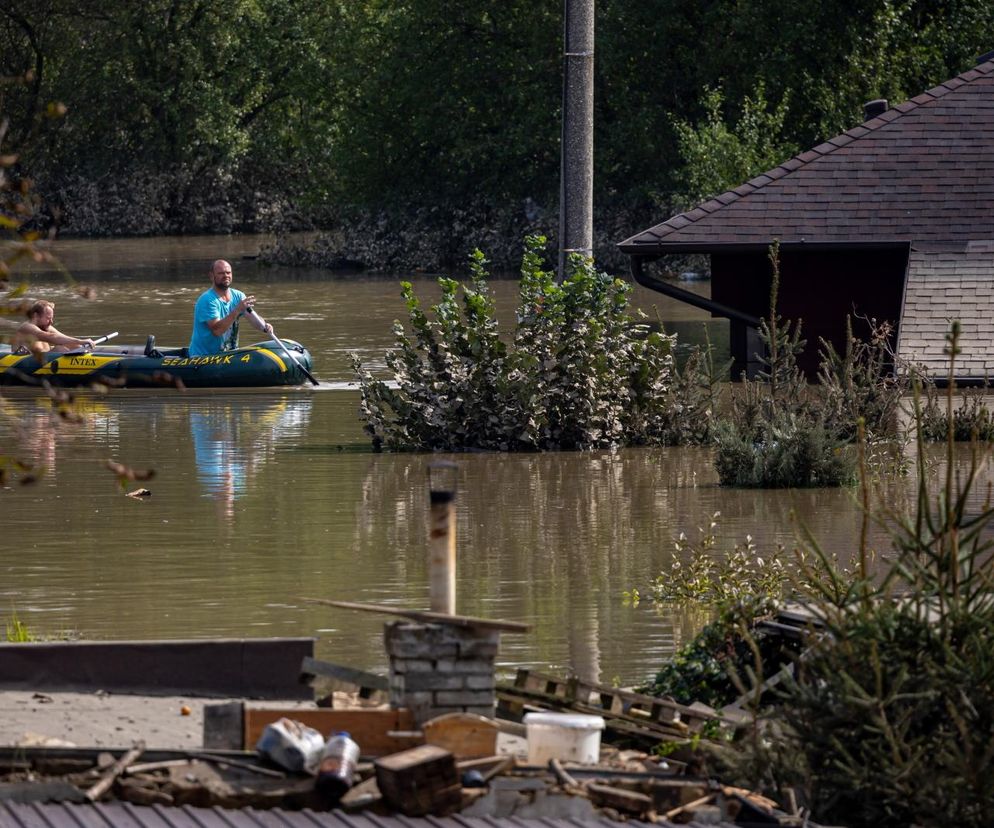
[[352, 236, 718, 451], [713, 242, 857, 488], [919, 383, 994, 442]]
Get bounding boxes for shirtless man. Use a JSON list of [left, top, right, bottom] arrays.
[[11, 300, 95, 354], [189, 259, 273, 356]]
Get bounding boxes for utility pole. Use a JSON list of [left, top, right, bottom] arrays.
[[558, 0, 594, 280]]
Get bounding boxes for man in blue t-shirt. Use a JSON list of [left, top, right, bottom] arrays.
[[189, 259, 274, 356]]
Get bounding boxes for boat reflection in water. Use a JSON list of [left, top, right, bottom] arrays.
[[189, 396, 312, 522]]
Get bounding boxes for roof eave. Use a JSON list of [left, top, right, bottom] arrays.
[[618, 239, 913, 257]]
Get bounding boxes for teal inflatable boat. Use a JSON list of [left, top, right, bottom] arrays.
[[0, 338, 315, 388]]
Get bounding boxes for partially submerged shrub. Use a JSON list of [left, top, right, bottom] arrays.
[[629, 512, 805, 707], [629, 512, 794, 607], [713, 242, 856, 488], [919, 383, 994, 442], [352, 236, 717, 451], [818, 316, 906, 442], [640, 598, 790, 708]]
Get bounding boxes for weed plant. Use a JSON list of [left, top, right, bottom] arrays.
[[4, 610, 33, 642], [628, 512, 803, 707], [919, 382, 994, 442], [352, 236, 720, 451]]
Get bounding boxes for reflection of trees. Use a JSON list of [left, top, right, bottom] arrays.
[[351, 447, 707, 684], [350, 441, 962, 685]]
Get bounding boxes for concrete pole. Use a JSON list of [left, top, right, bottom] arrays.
[[427, 462, 457, 615], [558, 0, 594, 280]]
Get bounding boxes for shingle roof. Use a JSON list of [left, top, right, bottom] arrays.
[[0, 802, 733, 828], [619, 58, 994, 253], [897, 245, 994, 376]]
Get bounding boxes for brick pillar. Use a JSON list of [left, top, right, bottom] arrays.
[[384, 622, 498, 725]]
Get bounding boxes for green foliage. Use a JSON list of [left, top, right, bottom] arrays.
[[4, 2, 994, 223], [633, 512, 795, 607], [919, 385, 994, 442], [672, 83, 798, 208], [352, 236, 721, 451], [818, 316, 906, 442], [713, 242, 857, 488], [5, 610, 33, 642], [716, 324, 994, 827], [640, 598, 792, 708]]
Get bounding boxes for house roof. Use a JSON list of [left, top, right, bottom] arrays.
[[0, 802, 734, 828], [897, 244, 994, 376], [619, 57, 994, 254]]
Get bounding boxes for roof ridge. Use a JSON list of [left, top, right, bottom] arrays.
[[636, 59, 994, 243]]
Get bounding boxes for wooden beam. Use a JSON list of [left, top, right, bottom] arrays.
[[302, 598, 531, 633], [300, 657, 388, 691]]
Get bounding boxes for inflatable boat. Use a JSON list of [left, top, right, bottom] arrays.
[[0, 337, 316, 388]]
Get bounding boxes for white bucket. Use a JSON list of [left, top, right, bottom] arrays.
[[524, 712, 605, 765]]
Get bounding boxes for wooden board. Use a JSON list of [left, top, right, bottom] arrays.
[[302, 598, 531, 633], [243, 708, 422, 758], [422, 712, 498, 759]]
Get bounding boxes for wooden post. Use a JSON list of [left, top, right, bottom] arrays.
[[428, 462, 457, 615]]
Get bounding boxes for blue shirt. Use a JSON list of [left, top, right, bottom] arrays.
[[189, 288, 246, 356]]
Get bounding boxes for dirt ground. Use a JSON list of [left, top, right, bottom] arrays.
[[0, 691, 317, 750]]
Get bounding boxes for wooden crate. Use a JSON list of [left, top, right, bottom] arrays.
[[374, 744, 461, 816], [243, 707, 421, 758]]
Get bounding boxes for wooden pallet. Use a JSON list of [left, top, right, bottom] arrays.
[[496, 669, 719, 747]]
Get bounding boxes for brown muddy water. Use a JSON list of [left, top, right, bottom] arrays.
[[0, 235, 977, 686]]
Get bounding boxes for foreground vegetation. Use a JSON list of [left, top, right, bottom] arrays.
[[633, 325, 994, 826]]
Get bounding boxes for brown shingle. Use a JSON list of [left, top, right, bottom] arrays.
[[619, 59, 994, 252]]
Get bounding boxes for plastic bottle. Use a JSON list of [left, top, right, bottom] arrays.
[[315, 731, 360, 802]]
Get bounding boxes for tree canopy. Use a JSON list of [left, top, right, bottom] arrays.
[[2, 0, 992, 228]]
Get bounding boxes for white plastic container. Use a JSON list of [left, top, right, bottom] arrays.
[[255, 717, 326, 774], [524, 712, 605, 765]]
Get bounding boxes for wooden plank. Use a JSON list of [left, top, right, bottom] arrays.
[[422, 712, 498, 759], [0, 638, 314, 699], [243, 708, 421, 757], [299, 657, 388, 692], [302, 598, 531, 633]]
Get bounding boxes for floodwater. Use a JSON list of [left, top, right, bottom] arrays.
[[0, 235, 977, 687]]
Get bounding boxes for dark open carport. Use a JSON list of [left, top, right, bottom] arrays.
[[619, 54, 994, 381]]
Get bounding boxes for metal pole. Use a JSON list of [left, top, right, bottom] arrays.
[[558, 0, 594, 280], [427, 462, 458, 615]]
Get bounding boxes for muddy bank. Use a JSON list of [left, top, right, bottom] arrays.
[[258, 202, 661, 275], [34, 167, 682, 275]]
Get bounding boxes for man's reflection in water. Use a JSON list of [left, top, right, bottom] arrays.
[[12, 398, 117, 482], [189, 398, 312, 523], [18, 409, 59, 476]]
